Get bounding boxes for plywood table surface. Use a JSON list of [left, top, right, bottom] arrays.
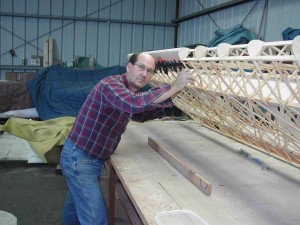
[[110, 120, 300, 225]]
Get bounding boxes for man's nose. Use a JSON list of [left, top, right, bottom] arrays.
[[141, 69, 147, 77]]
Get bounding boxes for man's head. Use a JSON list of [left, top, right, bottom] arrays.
[[126, 53, 156, 92]]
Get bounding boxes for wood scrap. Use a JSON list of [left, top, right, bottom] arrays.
[[148, 137, 212, 196]]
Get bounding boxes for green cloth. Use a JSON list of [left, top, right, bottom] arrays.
[[0, 117, 75, 162], [207, 24, 257, 47]]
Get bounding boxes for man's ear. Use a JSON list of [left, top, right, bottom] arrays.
[[126, 62, 133, 72]]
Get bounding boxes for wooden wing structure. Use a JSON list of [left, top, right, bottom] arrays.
[[131, 37, 300, 168]]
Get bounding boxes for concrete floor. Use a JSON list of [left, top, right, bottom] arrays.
[[0, 161, 131, 225]]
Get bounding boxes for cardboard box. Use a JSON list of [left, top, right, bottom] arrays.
[[31, 55, 43, 66], [5, 72, 36, 81]]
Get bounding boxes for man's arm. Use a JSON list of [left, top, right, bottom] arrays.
[[153, 68, 195, 104], [102, 68, 194, 114], [131, 107, 168, 122]]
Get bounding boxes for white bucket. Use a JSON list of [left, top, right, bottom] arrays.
[[155, 210, 209, 225], [0, 211, 17, 225]]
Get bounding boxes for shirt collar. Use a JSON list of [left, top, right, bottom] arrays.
[[121, 73, 133, 92]]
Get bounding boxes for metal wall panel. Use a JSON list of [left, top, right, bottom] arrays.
[[164, 0, 176, 49], [153, 0, 167, 51], [109, 1, 122, 66], [264, 0, 300, 41], [1, 15, 12, 65], [2, 0, 299, 78], [62, 0, 75, 62], [177, 0, 300, 47], [0, 0, 177, 78], [120, 0, 133, 64]]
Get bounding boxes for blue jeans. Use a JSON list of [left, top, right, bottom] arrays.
[[60, 138, 108, 225]]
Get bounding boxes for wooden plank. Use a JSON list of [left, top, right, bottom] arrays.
[[106, 159, 116, 225], [109, 121, 243, 225], [110, 153, 182, 225], [48, 37, 54, 66], [105, 159, 143, 225], [148, 137, 212, 196], [115, 182, 143, 225], [43, 37, 49, 67]]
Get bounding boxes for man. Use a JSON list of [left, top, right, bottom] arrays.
[[60, 52, 194, 225]]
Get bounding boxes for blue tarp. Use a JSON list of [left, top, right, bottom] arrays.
[[207, 24, 257, 47], [282, 27, 300, 40], [26, 65, 129, 120]]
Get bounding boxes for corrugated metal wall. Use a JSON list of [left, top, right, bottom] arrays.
[[1, 0, 300, 79], [0, 0, 176, 79], [177, 0, 300, 47]]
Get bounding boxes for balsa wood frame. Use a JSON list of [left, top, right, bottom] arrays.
[[131, 37, 300, 168]]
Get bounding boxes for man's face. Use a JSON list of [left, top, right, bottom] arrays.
[[126, 54, 155, 92]]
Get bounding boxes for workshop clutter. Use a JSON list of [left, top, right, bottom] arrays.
[[43, 37, 54, 67]]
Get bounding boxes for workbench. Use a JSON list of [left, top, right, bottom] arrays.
[[107, 120, 300, 225]]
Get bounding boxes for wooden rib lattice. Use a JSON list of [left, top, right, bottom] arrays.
[[148, 38, 300, 168]]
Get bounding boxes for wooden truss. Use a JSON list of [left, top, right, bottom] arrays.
[[138, 36, 300, 167]]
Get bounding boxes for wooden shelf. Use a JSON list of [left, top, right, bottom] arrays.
[[0, 65, 44, 70]]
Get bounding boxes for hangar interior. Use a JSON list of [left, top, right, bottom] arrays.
[[0, 0, 300, 225]]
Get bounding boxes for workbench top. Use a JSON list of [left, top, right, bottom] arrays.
[[111, 120, 300, 225]]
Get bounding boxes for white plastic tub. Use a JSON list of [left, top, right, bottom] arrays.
[[0, 210, 17, 225], [155, 210, 209, 225]]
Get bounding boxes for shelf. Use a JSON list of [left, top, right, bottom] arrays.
[[0, 65, 44, 70]]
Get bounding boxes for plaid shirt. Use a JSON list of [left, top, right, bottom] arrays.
[[69, 73, 173, 160]]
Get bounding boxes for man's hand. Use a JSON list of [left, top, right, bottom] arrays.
[[173, 68, 195, 91], [153, 68, 195, 104]]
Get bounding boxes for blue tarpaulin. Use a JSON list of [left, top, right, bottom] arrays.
[[282, 27, 300, 40], [26, 65, 129, 120], [207, 24, 257, 47]]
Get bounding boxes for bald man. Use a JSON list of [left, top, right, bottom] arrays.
[[60, 53, 194, 225]]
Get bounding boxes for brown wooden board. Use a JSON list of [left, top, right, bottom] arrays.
[[148, 137, 212, 196]]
